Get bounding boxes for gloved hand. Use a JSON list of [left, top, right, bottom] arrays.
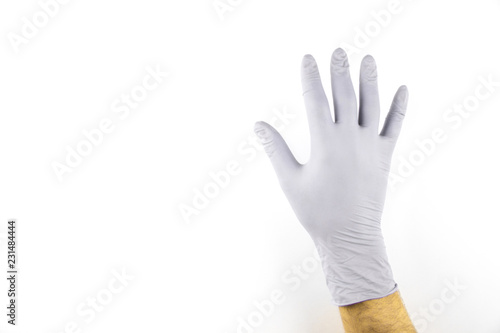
[[254, 48, 409, 306]]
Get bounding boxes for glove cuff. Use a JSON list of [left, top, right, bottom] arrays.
[[314, 238, 398, 306]]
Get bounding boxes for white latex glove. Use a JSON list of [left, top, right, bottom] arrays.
[[254, 48, 409, 306]]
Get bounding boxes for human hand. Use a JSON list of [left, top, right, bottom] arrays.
[[254, 48, 408, 305]]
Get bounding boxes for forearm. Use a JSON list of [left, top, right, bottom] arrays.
[[339, 291, 416, 333]]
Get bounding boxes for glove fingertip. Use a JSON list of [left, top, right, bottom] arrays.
[[254, 121, 273, 142], [253, 121, 267, 133]]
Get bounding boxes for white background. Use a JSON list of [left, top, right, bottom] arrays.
[[1, 0, 500, 332]]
